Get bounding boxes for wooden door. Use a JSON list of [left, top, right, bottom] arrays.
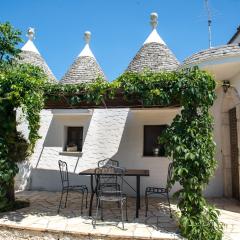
[[229, 107, 240, 199]]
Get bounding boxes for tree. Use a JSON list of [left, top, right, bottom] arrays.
[[0, 22, 47, 211]]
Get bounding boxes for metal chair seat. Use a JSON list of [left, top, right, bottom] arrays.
[[99, 182, 120, 189], [146, 186, 168, 194], [66, 185, 88, 191], [98, 194, 127, 202]]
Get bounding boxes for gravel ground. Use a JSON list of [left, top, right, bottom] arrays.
[[0, 228, 106, 240]]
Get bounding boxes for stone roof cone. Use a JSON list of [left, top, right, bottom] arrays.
[[20, 27, 57, 83], [126, 13, 179, 72], [60, 31, 106, 84]]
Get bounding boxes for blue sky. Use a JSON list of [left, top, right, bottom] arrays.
[[1, 0, 239, 81]]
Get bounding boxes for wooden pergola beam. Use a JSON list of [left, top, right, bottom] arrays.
[[44, 98, 180, 109]]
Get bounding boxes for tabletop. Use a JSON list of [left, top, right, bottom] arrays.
[[79, 168, 149, 176]]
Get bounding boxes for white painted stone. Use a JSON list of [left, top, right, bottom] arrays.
[[144, 29, 166, 45], [78, 44, 95, 58], [15, 109, 53, 190], [231, 33, 240, 44], [15, 107, 225, 196], [21, 40, 40, 55], [76, 108, 129, 172]]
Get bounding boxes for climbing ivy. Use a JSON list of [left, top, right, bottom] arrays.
[[0, 22, 47, 211], [118, 70, 223, 239]]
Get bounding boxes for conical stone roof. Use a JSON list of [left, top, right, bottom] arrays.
[[127, 13, 179, 73], [20, 28, 57, 83], [60, 31, 105, 84]]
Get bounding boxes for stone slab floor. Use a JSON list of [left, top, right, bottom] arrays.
[[0, 191, 239, 240]]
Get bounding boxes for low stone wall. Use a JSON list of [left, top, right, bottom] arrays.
[[0, 226, 172, 240], [0, 226, 103, 240]]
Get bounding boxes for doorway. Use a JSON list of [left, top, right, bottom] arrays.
[[229, 107, 240, 200]]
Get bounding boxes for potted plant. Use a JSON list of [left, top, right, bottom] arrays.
[[66, 142, 78, 152]]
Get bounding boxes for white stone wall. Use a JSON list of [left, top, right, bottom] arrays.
[[76, 108, 129, 172], [231, 34, 240, 44], [107, 108, 223, 197], [28, 109, 129, 191], [208, 88, 224, 197], [29, 112, 92, 191], [231, 72, 240, 95], [18, 107, 224, 197], [15, 109, 53, 190]]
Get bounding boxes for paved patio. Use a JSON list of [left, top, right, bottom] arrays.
[[0, 191, 239, 240]]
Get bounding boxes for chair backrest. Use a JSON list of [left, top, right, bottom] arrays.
[[58, 160, 69, 188], [98, 158, 119, 168], [166, 162, 173, 190], [95, 166, 125, 196]]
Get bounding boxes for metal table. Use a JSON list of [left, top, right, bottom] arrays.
[[79, 168, 149, 218]]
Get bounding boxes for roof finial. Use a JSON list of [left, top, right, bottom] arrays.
[[84, 31, 91, 44], [27, 27, 35, 41], [150, 12, 158, 29]]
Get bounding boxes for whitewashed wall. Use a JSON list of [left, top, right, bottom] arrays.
[[16, 107, 224, 197], [231, 72, 240, 95], [15, 109, 53, 190], [109, 108, 223, 197], [29, 112, 92, 191], [231, 34, 240, 44]]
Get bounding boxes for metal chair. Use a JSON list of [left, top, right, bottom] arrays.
[[58, 160, 88, 214], [98, 158, 119, 168], [97, 158, 120, 190], [93, 165, 128, 229], [145, 162, 173, 218]]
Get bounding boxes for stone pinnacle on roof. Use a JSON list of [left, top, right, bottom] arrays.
[[150, 12, 158, 29], [27, 27, 35, 40], [126, 12, 179, 73], [78, 31, 95, 58], [20, 27, 57, 83], [60, 31, 106, 84], [21, 27, 40, 54]]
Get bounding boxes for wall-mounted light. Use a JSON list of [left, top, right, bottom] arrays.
[[222, 80, 231, 93]]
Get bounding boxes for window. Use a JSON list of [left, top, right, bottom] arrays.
[[143, 125, 167, 157], [66, 127, 83, 152]]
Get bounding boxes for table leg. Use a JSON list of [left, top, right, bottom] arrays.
[[88, 175, 94, 216], [136, 175, 140, 218]]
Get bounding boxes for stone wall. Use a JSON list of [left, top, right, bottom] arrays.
[[15, 107, 225, 197]]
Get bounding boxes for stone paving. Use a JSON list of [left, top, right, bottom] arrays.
[[0, 191, 239, 240], [210, 198, 240, 240]]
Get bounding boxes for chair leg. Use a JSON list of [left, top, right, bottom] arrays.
[[95, 191, 99, 208], [64, 188, 69, 208], [120, 200, 124, 230], [93, 197, 100, 229], [100, 201, 103, 221], [85, 188, 88, 208], [145, 192, 148, 217], [125, 198, 128, 222], [58, 189, 64, 213], [81, 191, 84, 214], [166, 192, 172, 218]]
